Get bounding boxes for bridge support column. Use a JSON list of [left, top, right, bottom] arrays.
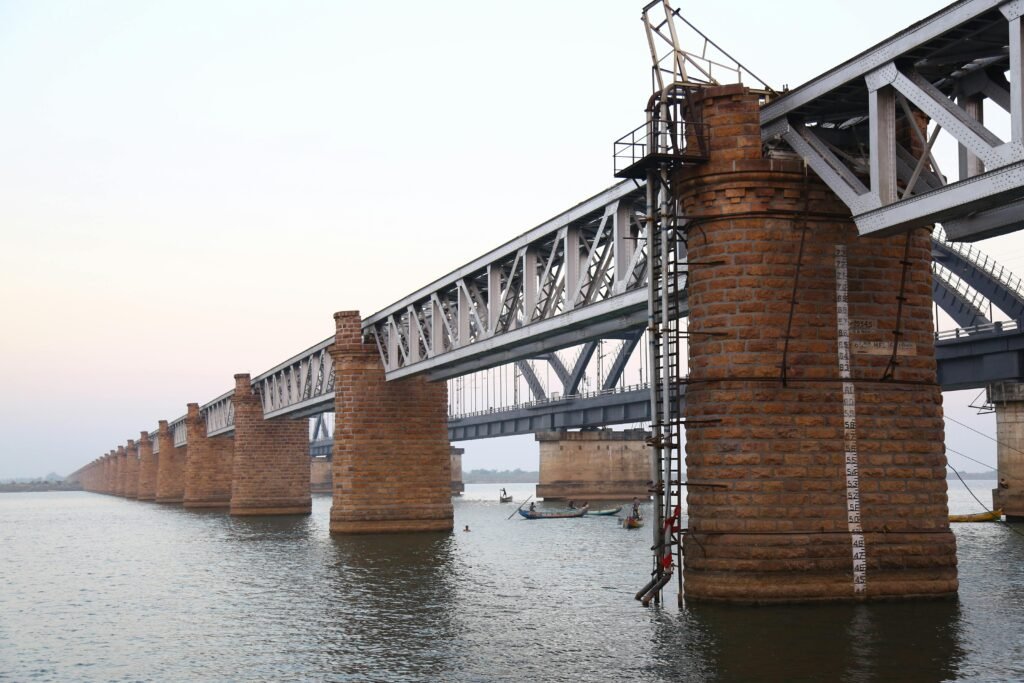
[[137, 431, 157, 501], [988, 382, 1024, 520], [123, 439, 139, 499], [183, 403, 233, 509], [536, 429, 651, 500], [103, 451, 115, 494], [451, 447, 464, 496], [329, 311, 454, 534], [114, 445, 126, 496], [679, 85, 956, 602], [310, 456, 332, 494], [155, 420, 186, 504], [230, 374, 311, 515]]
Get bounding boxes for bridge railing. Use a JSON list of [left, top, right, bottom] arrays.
[[932, 261, 989, 317], [448, 381, 649, 420], [253, 337, 335, 420], [934, 226, 1024, 302], [934, 319, 1022, 341]]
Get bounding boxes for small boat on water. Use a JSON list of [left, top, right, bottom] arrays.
[[519, 505, 588, 520], [949, 509, 1002, 523], [499, 495, 513, 503], [622, 515, 644, 529], [587, 506, 623, 516]]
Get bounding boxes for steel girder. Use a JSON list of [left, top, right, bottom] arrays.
[[761, 0, 1024, 239], [361, 182, 649, 382], [140, 171, 1024, 448]]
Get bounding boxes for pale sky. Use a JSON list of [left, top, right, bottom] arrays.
[[0, 0, 1014, 478]]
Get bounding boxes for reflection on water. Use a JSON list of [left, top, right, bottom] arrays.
[[0, 481, 1020, 682]]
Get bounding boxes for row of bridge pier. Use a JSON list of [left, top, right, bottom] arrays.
[[68, 80, 1024, 604]]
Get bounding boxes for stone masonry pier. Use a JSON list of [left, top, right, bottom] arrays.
[[329, 311, 453, 534], [679, 85, 956, 603], [536, 429, 650, 501]]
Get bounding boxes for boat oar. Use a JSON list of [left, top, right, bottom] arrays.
[[507, 494, 533, 520]]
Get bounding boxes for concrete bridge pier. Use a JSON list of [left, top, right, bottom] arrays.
[[154, 420, 186, 504], [328, 311, 454, 534], [536, 429, 651, 501], [123, 439, 139, 499], [183, 403, 233, 509], [678, 85, 956, 602], [137, 431, 157, 501], [988, 382, 1024, 521], [230, 374, 311, 516]]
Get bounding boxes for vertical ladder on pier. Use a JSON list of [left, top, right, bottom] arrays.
[[642, 169, 686, 606]]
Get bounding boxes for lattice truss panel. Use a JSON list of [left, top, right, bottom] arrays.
[[363, 183, 648, 380], [762, 0, 1024, 239], [251, 338, 335, 421]]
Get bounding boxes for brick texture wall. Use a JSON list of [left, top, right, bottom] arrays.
[[183, 403, 233, 509], [137, 431, 157, 501], [677, 85, 956, 602], [230, 374, 311, 515], [329, 311, 454, 533]]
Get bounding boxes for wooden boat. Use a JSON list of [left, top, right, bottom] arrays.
[[499, 495, 513, 503], [518, 505, 588, 520], [949, 509, 1002, 523], [622, 515, 644, 529], [586, 506, 623, 516]]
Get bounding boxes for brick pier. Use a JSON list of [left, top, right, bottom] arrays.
[[137, 431, 157, 501], [123, 439, 139, 499], [988, 381, 1024, 521], [154, 420, 186, 504], [536, 429, 651, 500], [329, 311, 453, 533], [183, 403, 233, 509], [230, 374, 311, 515], [679, 85, 957, 602]]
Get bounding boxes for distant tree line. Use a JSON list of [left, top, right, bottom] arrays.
[[462, 468, 538, 483]]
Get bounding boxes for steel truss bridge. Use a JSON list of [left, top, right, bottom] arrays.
[[153, 0, 1024, 460]]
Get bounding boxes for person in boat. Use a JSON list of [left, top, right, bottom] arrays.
[[568, 500, 576, 509], [528, 502, 536, 512], [631, 497, 642, 519], [500, 487, 507, 498]]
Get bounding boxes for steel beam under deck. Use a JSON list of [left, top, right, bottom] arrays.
[[762, 0, 1024, 239]]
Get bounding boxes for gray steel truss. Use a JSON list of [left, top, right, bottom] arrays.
[[761, 0, 1024, 239], [361, 181, 649, 382]]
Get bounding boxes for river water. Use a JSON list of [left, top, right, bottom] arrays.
[[0, 480, 1021, 682]]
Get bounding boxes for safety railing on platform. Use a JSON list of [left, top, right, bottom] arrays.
[[613, 118, 710, 179]]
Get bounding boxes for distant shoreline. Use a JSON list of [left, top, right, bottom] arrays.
[[0, 483, 82, 494], [462, 469, 538, 484]]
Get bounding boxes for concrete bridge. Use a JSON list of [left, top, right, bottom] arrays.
[[69, 0, 1024, 604]]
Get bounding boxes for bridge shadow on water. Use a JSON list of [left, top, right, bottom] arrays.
[[648, 598, 966, 683]]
